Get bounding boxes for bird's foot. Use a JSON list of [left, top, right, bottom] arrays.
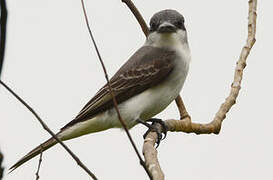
[[137, 118, 167, 148]]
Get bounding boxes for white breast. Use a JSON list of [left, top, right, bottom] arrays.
[[117, 31, 191, 128]]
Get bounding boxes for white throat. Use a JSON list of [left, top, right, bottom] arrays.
[[144, 30, 188, 49], [144, 30, 191, 66]]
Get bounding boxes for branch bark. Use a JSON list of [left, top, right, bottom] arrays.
[[142, 0, 258, 179]]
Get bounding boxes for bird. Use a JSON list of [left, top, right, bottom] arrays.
[[10, 9, 191, 171]]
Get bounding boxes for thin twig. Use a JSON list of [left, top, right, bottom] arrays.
[[175, 96, 190, 119], [121, 0, 149, 37], [0, 80, 98, 180], [0, 150, 4, 180], [35, 145, 43, 180], [142, 0, 258, 179], [80, 0, 152, 179], [0, 0, 7, 77]]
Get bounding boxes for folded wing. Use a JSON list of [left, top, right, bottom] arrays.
[[61, 46, 176, 130]]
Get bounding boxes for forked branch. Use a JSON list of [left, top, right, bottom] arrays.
[[166, 0, 257, 134], [141, 0, 257, 179]]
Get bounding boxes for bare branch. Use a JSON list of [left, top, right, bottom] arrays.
[[0, 80, 98, 180], [35, 145, 43, 180], [142, 123, 164, 180], [0, 150, 4, 180], [0, 0, 7, 77], [142, 0, 258, 179], [175, 96, 190, 120], [167, 0, 257, 134], [121, 0, 149, 37], [80, 0, 152, 179]]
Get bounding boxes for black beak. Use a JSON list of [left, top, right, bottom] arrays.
[[158, 22, 177, 33]]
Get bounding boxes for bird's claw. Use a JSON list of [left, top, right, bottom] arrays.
[[146, 118, 168, 140], [139, 118, 167, 148]]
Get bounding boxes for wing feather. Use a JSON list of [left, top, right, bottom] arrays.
[[61, 46, 176, 130]]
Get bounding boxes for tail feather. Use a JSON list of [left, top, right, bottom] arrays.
[[9, 137, 57, 172]]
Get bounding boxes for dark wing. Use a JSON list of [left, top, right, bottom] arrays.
[[61, 46, 176, 130]]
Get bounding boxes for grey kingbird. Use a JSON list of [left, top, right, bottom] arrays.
[[10, 9, 191, 171]]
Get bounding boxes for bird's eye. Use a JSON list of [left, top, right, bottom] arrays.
[[175, 21, 183, 28], [150, 22, 157, 32], [175, 21, 185, 30]]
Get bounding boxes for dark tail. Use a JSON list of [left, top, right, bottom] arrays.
[[9, 137, 57, 172]]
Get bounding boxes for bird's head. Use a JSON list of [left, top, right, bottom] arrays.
[[146, 9, 188, 47], [149, 9, 185, 33]]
